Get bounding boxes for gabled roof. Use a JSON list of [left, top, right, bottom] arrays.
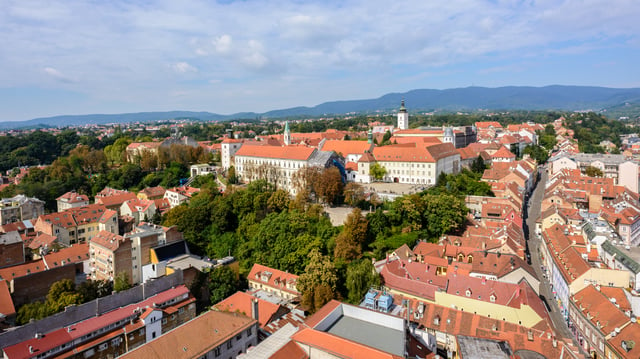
[[121, 310, 256, 359], [491, 146, 516, 159], [4, 286, 193, 359], [0, 279, 15, 317], [291, 328, 403, 359], [43, 243, 90, 268], [138, 186, 166, 198], [608, 322, 640, 358], [235, 144, 316, 161], [372, 142, 458, 163], [95, 192, 138, 208], [28, 232, 56, 250], [90, 230, 126, 252], [572, 285, 630, 336], [248, 263, 299, 295], [214, 291, 288, 328], [56, 191, 88, 203], [321, 140, 373, 156]]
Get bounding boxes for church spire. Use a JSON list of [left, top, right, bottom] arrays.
[[284, 121, 291, 146]]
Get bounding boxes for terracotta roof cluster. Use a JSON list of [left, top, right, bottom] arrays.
[[383, 291, 576, 358], [122, 198, 155, 213], [248, 263, 300, 295], [608, 322, 640, 358], [126, 141, 162, 150]]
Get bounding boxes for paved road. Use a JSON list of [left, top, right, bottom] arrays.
[[523, 167, 574, 341]]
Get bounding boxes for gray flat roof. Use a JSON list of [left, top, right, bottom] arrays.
[[326, 315, 404, 356], [457, 335, 513, 359]]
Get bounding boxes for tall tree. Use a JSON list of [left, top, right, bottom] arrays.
[[208, 265, 240, 304], [334, 208, 368, 262], [297, 249, 338, 313], [345, 259, 380, 304], [314, 167, 343, 206]]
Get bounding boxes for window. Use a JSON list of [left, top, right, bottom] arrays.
[[227, 340, 233, 349], [245, 328, 252, 337], [152, 331, 156, 339], [179, 307, 185, 314], [98, 343, 108, 352], [214, 347, 221, 357], [162, 318, 167, 325]]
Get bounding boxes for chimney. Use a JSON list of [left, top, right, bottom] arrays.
[[251, 298, 259, 322]]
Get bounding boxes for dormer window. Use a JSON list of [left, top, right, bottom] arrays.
[[466, 289, 472, 297], [433, 315, 440, 325], [490, 294, 496, 303]]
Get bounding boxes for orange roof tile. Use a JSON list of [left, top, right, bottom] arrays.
[[214, 291, 288, 328], [0, 279, 15, 317], [291, 328, 403, 359], [248, 263, 300, 296], [321, 140, 373, 156], [235, 144, 316, 161]]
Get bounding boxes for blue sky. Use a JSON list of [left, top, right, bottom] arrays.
[[1, 0, 639, 121]]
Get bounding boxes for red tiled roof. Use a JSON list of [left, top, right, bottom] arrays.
[[95, 192, 138, 208], [321, 140, 373, 156], [373, 142, 458, 163], [120, 309, 255, 359], [235, 144, 316, 161], [56, 191, 89, 203], [572, 285, 630, 335], [607, 322, 640, 358], [43, 243, 89, 268], [3, 286, 192, 359], [292, 328, 403, 359], [138, 186, 166, 198], [491, 146, 516, 159], [0, 260, 45, 280], [214, 291, 288, 328], [248, 263, 300, 295], [28, 233, 56, 250], [475, 121, 503, 129], [269, 340, 309, 359], [90, 230, 126, 252], [0, 279, 15, 317]]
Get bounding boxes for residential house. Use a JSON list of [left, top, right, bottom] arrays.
[[248, 264, 300, 301], [34, 204, 118, 246], [0, 195, 45, 225], [120, 199, 156, 225], [56, 192, 89, 212], [569, 285, 631, 358], [163, 186, 200, 208]]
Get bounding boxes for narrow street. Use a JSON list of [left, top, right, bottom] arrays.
[[523, 167, 574, 341]]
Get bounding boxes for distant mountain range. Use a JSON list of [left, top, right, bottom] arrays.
[[2, 85, 640, 129]]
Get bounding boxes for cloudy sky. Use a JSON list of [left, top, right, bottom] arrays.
[[1, 0, 639, 121]]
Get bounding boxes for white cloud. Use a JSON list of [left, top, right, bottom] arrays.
[[171, 62, 197, 73], [43, 67, 74, 83], [0, 0, 638, 119], [213, 34, 233, 55]]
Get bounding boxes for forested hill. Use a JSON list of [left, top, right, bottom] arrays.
[[2, 85, 640, 129]]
